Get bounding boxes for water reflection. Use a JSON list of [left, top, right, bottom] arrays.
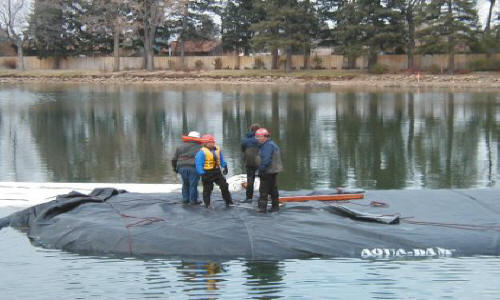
[[0, 83, 498, 190], [1, 223, 500, 299], [245, 261, 284, 299]]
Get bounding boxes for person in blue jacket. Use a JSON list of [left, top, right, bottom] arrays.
[[195, 134, 233, 208], [240, 123, 261, 203], [255, 128, 283, 213]]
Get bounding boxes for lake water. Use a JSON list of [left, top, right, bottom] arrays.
[[0, 83, 499, 299], [0, 83, 498, 189]]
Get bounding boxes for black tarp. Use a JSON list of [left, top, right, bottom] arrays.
[[1, 188, 499, 259]]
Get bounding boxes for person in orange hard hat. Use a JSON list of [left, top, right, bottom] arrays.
[[195, 134, 233, 208], [255, 128, 283, 213], [172, 131, 203, 205]]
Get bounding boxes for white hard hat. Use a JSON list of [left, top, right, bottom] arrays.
[[187, 131, 200, 138]]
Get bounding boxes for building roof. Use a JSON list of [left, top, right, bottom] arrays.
[[170, 40, 221, 54]]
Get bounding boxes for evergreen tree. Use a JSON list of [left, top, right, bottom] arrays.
[[221, 0, 264, 58], [401, 0, 425, 69], [79, 0, 132, 71], [318, 0, 365, 68], [358, 0, 406, 68], [27, 0, 73, 67], [417, 0, 480, 73], [481, 0, 498, 57], [251, 0, 318, 71]]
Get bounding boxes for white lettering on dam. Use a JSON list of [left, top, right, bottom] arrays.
[[361, 247, 455, 259]]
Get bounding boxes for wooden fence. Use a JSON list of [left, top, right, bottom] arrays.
[[0, 54, 498, 72]]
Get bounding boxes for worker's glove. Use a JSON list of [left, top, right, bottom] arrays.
[[222, 166, 228, 175]]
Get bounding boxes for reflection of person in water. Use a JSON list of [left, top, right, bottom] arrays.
[[177, 261, 223, 292], [245, 261, 284, 289]]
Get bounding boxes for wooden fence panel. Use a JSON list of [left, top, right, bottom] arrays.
[[0, 54, 498, 72]]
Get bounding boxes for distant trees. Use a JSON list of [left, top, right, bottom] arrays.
[[27, 0, 69, 68], [81, 0, 131, 71], [221, 0, 264, 60], [417, 0, 481, 73], [0, 0, 31, 70], [251, 0, 318, 71], [4, 0, 494, 72]]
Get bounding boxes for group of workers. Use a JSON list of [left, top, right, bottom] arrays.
[[171, 124, 283, 213]]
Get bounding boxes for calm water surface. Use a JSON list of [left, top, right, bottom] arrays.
[[0, 83, 498, 189], [0, 83, 499, 299]]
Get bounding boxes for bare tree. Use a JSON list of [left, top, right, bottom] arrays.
[[485, 0, 496, 33], [83, 0, 131, 72], [0, 0, 31, 70], [132, 0, 185, 71]]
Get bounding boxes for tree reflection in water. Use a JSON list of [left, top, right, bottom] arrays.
[[0, 83, 498, 190]]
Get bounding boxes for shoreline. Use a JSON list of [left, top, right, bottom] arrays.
[[1, 69, 499, 89]]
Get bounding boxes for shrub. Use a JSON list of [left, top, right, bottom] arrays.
[[253, 57, 265, 70], [194, 59, 204, 71], [168, 60, 175, 70], [312, 55, 323, 69], [368, 63, 389, 74], [425, 64, 442, 74], [2, 59, 17, 69], [213, 57, 223, 70], [468, 58, 500, 71], [278, 57, 287, 69]]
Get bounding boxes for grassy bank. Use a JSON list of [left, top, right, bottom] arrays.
[[0, 69, 499, 89], [0, 69, 359, 80]]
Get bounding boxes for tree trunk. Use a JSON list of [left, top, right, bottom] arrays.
[[234, 49, 240, 70], [16, 40, 24, 71], [448, 41, 454, 74], [271, 48, 278, 70], [144, 23, 155, 71], [406, 8, 415, 70], [447, 0, 454, 74], [180, 2, 188, 68], [180, 40, 185, 67], [145, 38, 154, 71], [368, 49, 378, 69], [347, 55, 356, 69], [485, 0, 496, 33], [113, 22, 120, 72], [285, 47, 292, 72], [303, 45, 310, 70]]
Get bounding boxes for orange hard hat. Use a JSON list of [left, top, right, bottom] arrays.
[[201, 134, 216, 143], [255, 128, 270, 137]]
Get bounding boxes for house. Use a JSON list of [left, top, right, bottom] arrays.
[[169, 40, 222, 56], [0, 32, 16, 56]]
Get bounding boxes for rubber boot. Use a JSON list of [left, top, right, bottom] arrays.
[[258, 199, 267, 213], [269, 198, 280, 212]]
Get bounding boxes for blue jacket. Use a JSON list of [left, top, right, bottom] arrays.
[[258, 139, 283, 174], [241, 132, 260, 167], [241, 132, 259, 152], [195, 147, 228, 175]]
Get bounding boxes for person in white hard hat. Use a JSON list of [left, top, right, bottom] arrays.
[[172, 131, 203, 205]]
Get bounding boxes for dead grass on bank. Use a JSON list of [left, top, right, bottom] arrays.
[[0, 69, 359, 80], [0, 69, 499, 89]]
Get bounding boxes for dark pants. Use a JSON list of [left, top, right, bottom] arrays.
[[202, 169, 233, 207], [246, 166, 258, 200], [258, 173, 279, 212], [179, 166, 200, 204]]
